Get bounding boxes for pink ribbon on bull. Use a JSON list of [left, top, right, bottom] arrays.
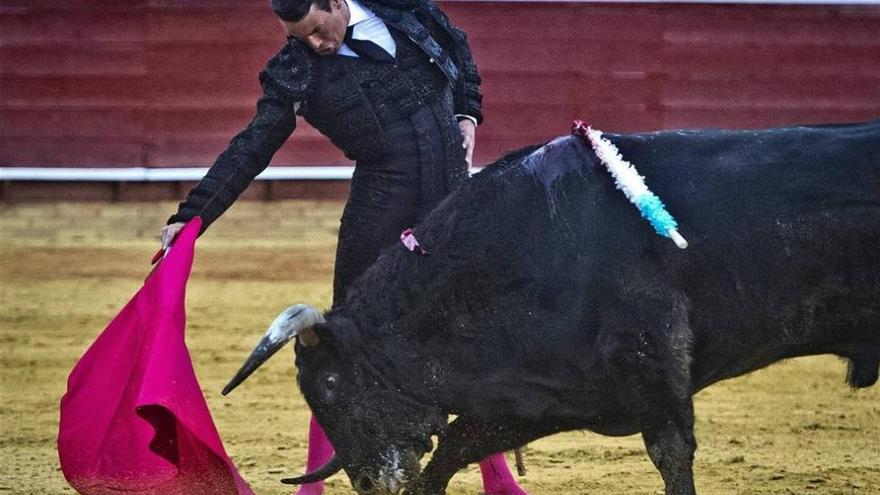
[[400, 228, 430, 256]]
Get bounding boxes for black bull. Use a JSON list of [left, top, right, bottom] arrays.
[[224, 120, 880, 495]]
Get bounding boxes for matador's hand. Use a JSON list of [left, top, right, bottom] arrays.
[[160, 222, 186, 249], [458, 119, 476, 168]]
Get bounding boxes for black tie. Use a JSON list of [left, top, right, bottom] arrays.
[[344, 25, 394, 63]]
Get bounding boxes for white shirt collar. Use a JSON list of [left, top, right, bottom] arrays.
[[346, 0, 372, 27]]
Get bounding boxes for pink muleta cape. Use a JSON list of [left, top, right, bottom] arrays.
[[58, 218, 253, 495]]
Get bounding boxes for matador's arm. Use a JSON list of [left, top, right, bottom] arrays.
[[168, 41, 313, 233]]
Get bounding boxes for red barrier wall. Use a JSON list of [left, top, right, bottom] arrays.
[[1, 1, 879, 197]]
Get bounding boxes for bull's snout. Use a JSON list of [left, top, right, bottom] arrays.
[[349, 447, 423, 494], [351, 457, 416, 494], [353, 471, 382, 494], [353, 469, 404, 495]]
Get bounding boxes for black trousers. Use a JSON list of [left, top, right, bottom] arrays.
[[332, 105, 465, 307]]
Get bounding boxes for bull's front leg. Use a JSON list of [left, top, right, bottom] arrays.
[[605, 285, 697, 494], [632, 313, 698, 495], [405, 417, 546, 495], [640, 398, 697, 495]]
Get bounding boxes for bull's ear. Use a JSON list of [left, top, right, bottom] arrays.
[[298, 326, 320, 347], [222, 304, 325, 395]]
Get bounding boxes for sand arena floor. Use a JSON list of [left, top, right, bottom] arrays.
[[1, 202, 878, 495]]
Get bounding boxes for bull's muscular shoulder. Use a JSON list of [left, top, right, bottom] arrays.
[[260, 39, 316, 100]]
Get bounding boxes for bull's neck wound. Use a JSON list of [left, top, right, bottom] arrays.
[[521, 135, 592, 216]]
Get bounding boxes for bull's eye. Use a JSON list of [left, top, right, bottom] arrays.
[[325, 374, 337, 392]]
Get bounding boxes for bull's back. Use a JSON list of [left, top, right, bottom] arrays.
[[615, 120, 880, 238], [470, 120, 878, 390], [611, 121, 880, 387], [403, 120, 879, 410]]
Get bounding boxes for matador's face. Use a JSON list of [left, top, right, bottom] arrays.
[[280, 0, 350, 56]]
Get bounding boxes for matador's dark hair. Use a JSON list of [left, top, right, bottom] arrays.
[[271, 0, 332, 22]]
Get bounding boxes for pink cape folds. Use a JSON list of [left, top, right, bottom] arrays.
[[58, 218, 254, 495]]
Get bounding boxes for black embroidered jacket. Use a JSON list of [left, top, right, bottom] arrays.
[[168, 0, 482, 230]]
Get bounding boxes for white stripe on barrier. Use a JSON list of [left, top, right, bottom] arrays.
[[0, 166, 356, 182], [443, 0, 880, 4], [0, 166, 486, 182]]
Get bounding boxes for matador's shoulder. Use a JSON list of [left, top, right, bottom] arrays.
[[260, 38, 317, 100]]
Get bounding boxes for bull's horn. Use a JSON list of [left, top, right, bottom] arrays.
[[280, 455, 343, 485], [221, 304, 325, 396]]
